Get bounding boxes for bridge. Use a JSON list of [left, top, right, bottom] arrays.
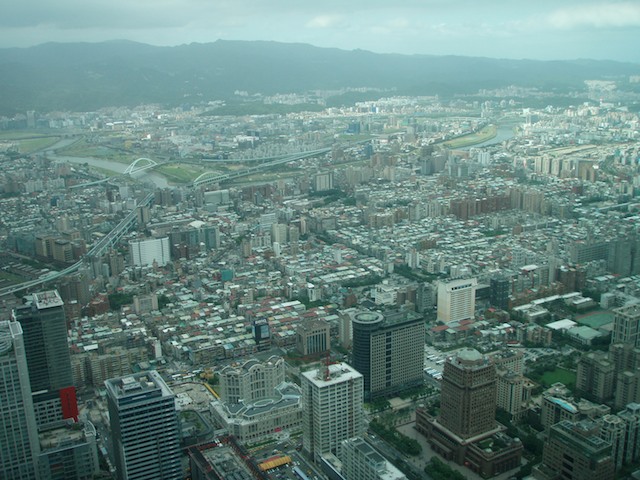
[[0, 193, 155, 298], [123, 157, 158, 174], [191, 147, 333, 188]]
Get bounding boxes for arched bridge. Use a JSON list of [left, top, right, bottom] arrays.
[[124, 157, 158, 175]]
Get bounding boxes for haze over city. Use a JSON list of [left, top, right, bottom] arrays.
[[3, 2, 640, 480], [2, 0, 640, 61]]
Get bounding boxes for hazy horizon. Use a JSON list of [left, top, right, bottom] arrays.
[[2, 0, 640, 63]]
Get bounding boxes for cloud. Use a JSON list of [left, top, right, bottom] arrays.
[[305, 15, 343, 29], [548, 2, 640, 29]]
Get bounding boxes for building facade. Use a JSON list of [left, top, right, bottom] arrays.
[[105, 371, 182, 480], [351, 310, 424, 400], [13, 290, 76, 428], [296, 319, 330, 356], [439, 348, 497, 439], [437, 278, 477, 323], [129, 236, 171, 267], [217, 355, 285, 404], [340, 437, 406, 480], [0, 320, 40, 480], [301, 363, 365, 462], [535, 420, 614, 480], [612, 303, 640, 347]]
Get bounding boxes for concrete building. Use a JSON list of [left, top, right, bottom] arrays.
[[340, 437, 406, 480], [616, 403, 640, 465], [576, 351, 615, 403], [535, 420, 614, 480], [13, 290, 76, 429], [296, 319, 330, 356], [416, 348, 522, 477], [216, 355, 285, 404], [38, 421, 100, 480], [351, 310, 424, 400], [612, 303, 640, 347], [0, 320, 40, 480], [105, 371, 182, 480], [129, 236, 171, 267], [209, 382, 303, 444], [301, 362, 365, 462], [439, 348, 497, 439], [437, 278, 477, 323]]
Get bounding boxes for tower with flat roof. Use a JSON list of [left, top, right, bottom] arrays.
[[0, 320, 41, 480], [13, 290, 76, 428], [105, 371, 182, 480], [301, 362, 364, 462], [439, 348, 497, 439], [351, 309, 424, 400]]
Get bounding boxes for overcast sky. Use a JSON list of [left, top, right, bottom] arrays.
[[1, 0, 639, 62]]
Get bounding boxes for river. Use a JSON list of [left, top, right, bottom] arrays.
[[48, 152, 170, 188], [463, 124, 517, 149]]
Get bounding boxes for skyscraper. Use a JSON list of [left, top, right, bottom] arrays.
[[612, 304, 640, 347], [0, 320, 41, 480], [535, 420, 614, 480], [437, 278, 477, 323], [351, 309, 424, 400], [105, 371, 182, 480], [301, 362, 364, 462], [416, 348, 522, 477], [13, 289, 76, 428], [439, 348, 497, 439]]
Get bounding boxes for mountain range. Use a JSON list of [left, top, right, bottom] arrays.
[[0, 40, 639, 115]]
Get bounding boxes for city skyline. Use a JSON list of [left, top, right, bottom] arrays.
[[1, 1, 640, 62]]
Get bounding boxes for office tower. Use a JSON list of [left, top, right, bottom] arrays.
[[13, 290, 76, 428], [535, 420, 614, 480], [0, 320, 41, 480], [617, 403, 640, 465], [439, 348, 496, 439], [437, 278, 477, 323], [489, 275, 510, 310], [599, 414, 626, 470], [217, 355, 285, 404], [301, 362, 364, 462], [296, 319, 330, 356], [340, 437, 406, 480], [416, 347, 521, 477], [576, 351, 615, 403], [129, 236, 171, 267], [38, 421, 100, 480], [105, 371, 182, 480], [351, 310, 424, 400], [612, 303, 640, 347]]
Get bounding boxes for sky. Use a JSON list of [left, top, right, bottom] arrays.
[[1, 0, 640, 62]]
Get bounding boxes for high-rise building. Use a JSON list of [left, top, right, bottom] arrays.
[[351, 310, 424, 400], [0, 320, 41, 480], [612, 303, 640, 347], [105, 371, 182, 480], [38, 421, 100, 480], [340, 437, 406, 480], [13, 290, 76, 428], [489, 275, 511, 310], [439, 348, 497, 439], [535, 420, 614, 480], [576, 351, 615, 403], [301, 362, 364, 462], [129, 237, 171, 267], [616, 403, 640, 465], [296, 319, 330, 356], [416, 348, 522, 477], [437, 278, 477, 323]]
